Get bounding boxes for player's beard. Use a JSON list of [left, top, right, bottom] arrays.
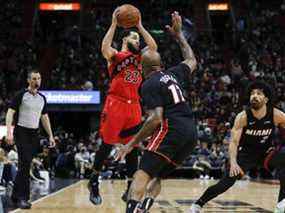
[[250, 99, 263, 110], [127, 42, 140, 54]]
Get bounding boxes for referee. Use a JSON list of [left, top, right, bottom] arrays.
[[6, 70, 55, 209]]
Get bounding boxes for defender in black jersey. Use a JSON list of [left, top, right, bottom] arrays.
[[189, 81, 285, 213], [115, 12, 198, 213], [140, 63, 197, 168]]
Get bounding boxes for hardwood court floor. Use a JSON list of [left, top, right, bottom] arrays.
[[12, 179, 279, 213]]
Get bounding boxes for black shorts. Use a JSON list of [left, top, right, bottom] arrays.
[[232, 147, 281, 174], [139, 151, 176, 178], [140, 119, 197, 178], [146, 119, 197, 165], [236, 151, 264, 172]]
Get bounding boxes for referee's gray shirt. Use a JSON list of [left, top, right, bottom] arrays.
[[9, 90, 47, 129]]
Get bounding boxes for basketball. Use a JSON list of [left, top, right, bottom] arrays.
[[117, 4, 140, 28]]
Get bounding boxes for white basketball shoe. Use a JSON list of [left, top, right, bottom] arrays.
[[188, 204, 202, 213], [274, 199, 285, 213]]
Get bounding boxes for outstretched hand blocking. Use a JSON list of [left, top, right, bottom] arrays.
[[165, 11, 197, 72], [165, 11, 182, 38]]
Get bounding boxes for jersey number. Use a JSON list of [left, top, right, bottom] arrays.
[[168, 84, 185, 104], [125, 70, 140, 83]]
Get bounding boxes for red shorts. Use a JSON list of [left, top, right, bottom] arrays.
[[99, 95, 142, 145]]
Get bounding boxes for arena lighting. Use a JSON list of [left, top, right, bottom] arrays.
[[39, 3, 81, 11], [208, 3, 229, 11]]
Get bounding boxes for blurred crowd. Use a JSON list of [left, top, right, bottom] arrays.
[[0, 0, 285, 185], [0, 128, 135, 192]]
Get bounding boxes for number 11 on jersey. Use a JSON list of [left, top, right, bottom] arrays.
[[168, 84, 185, 104]]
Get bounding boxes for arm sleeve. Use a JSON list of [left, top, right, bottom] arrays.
[[8, 91, 24, 111], [142, 81, 164, 110], [41, 95, 48, 115]]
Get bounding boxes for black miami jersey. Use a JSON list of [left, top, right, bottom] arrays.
[[239, 107, 275, 154], [235, 107, 280, 174], [140, 63, 197, 165], [141, 63, 194, 135]]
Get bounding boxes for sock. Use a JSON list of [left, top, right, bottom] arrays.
[[126, 199, 140, 213], [126, 180, 132, 191], [90, 171, 99, 183], [278, 173, 285, 202], [195, 199, 205, 207], [89, 172, 99, 194], [195, 176, 237, 207], [140, 197, 154, 211]]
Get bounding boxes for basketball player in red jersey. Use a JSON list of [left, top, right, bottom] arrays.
[[88, 8, 157, 205]]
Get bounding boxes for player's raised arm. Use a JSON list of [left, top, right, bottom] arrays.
[[136, 14, 157, 52], [166, 11, 197, 73], [101, 8, 119, 61], [229, 111, 246, 177]]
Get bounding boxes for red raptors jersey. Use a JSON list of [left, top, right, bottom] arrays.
[[108, 51, 142, 101]]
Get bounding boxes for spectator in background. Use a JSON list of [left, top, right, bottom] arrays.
[[209, 143, 226, 170], [231, 59, 243, 84], [0, 148, 7, 191], [7, 145, 18, 164], [82, 81, 94, 91], [7, 145, 18, 181], [193, 155, 212, 180], [74, 146, 92, 179], [223, 122, 232, 146], [199, 127, 214, 148], [30, 158, 46, 184], [0, 147, 16, 190], [38, 147, 50, 172]]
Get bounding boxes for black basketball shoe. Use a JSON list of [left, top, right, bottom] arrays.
[[88, 173, 102, 205]]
